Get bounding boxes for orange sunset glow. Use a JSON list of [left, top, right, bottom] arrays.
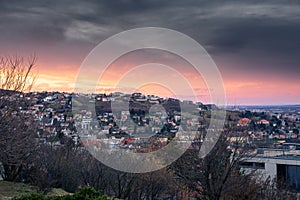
[[30, 48, 300, 105], [1, 1, 300, 105]]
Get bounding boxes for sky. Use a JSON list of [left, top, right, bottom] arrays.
[[0, 0, 300, 105]]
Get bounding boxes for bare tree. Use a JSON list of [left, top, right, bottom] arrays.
[[170, 132, 257, 200], [0, 55, 37, 120], [76, 150, 108, 193], [0, 55, 38, 181], [25, 142, 84, 193], [0, 55, 36, 92], [106, 170, 137, 199], [253, 177, 298, 200], [0, 113, 38, 181], [133, 169, 177, 200]]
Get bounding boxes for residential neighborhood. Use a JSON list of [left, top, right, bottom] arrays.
[[2, 90, 300, 156], [2, 89, 300, 198]]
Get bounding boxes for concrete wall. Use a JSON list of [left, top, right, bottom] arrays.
[[245, 156, 300, 180]]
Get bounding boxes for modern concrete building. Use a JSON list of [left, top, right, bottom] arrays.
[[241, 147, 300, 191]]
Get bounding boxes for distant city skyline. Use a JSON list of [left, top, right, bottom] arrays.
[[1, 0, 300, 105]]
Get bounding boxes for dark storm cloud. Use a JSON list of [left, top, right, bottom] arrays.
[[0, 0, 300, 74], [206, 16, 300, 54]]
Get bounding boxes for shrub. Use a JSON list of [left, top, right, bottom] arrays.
[[12, 193, 47, 200]]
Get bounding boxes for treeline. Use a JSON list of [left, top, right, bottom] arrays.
[[17, 141, 177, 199], [1, 126, 298, 199]]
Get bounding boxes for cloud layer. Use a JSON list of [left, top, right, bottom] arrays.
[[0, 0, 299, 104]]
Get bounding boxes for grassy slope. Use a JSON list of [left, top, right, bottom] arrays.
[[0, 181, 69, 200]]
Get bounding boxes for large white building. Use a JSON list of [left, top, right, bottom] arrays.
[[241, 147, 300, 191]]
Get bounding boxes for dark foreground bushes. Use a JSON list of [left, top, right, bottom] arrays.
[[13, 187, 112, 200]]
